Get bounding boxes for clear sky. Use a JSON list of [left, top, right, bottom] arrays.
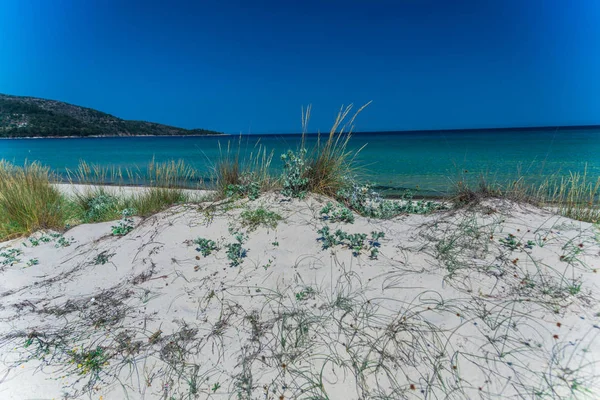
[[1, 0, 599, 133]]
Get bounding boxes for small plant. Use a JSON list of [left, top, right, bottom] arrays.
[[69, 346, 108, 376], [499, 234, 536, 251], [240, 207, 282, 231], [26, 237, 40, 247], [26, 258, 39, 267], [295, 286, 316, 301], [272, 241, 279, 247], [93, 251, 114, 265], [225, 179, 260, 200], [499, 234, 521, 251], [262, 258, 274, 270], [55, 236, 73, 248], [369, 247, 379, 259], [0, 248, 22, 266], [336, 183, 443, 219], [567, 281, 582, 296], [82, 194, 119, 222], [194, 238, 218, 257], [121, 208, 136, 217], [111, 211, 135, 236], [320, 202, 355, 223], [225, 233, 248, 267], [281, 148, 309, 199], [317, 226, 384, 257], [212, 382, 221, 392]]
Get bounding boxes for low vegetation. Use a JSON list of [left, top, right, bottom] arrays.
[[1, 105, 599, 244], [240, 206, 282, 231]]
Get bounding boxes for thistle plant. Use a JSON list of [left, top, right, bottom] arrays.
[[281, 149, 309, 199]]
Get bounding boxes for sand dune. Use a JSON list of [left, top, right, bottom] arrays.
[[0, 193, 599, 399]]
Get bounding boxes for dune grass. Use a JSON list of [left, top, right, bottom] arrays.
[[0, 161, 67, 240], [451, 168, 600, 222], [303, 103, 370, 197], [0, 160, 206, 241], [212, 138, 274, 199]]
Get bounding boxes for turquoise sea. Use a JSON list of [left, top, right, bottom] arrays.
[[1, 128, 599, 196]]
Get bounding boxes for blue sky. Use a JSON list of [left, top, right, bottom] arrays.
[[1, 0, 599, 133]]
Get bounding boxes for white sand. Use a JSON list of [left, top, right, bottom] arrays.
[[53, 183, 212, 200], [0, 194, 599, 399]]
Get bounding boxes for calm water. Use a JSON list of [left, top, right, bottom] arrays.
[[1, 129, 599, 196]]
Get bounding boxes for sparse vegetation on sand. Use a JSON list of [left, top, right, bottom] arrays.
[[1, 192, 599, 399], [1, 106, 600, 398]]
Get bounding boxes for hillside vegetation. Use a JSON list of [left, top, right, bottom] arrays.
[[0, 93, 221, 137]]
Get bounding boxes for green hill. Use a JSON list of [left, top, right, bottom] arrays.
[[0, 94, 222, 138]]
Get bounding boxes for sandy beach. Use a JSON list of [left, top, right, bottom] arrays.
[[1, 188, 598, 399]]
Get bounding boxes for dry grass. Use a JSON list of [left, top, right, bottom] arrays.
[[212, 137, 275, 198], [451, 168, 600, 222], [0, 161, 67, 240], [303, 103, 370, 197]]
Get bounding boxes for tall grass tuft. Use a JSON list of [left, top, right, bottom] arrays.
[[540, 169, 600, 223], [303, 102, 371, 197], [0, 161, 67, 240], [213, 137, 274, 199], [69, 159, 198, 221], [451, 168, 600, 223]]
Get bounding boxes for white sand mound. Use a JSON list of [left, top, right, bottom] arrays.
[[0, 194, 599, 399]]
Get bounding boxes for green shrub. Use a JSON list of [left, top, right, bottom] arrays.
[[317, 226, 384, 257], [240, 207, 282, 231], [225, 233, 248, 267], [194, 238, 218, 257], [281, 149, 309, 199], [320, 202, 355, 223], [337, 183, 442, 219], [80, 193, 120, 222]]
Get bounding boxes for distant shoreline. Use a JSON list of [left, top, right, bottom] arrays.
[[0, 133, 229, 140], [2, 124, 600, 139]]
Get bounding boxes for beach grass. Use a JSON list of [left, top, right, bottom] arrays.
[[0, 161, 67, 240], [451, 168, 600, 222], [304, 103, 370, 197], [212, 138, 275, 199]]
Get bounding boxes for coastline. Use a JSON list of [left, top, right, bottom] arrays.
[[0, 133, 228, 140]]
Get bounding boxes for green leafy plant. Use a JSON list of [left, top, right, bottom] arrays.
[[54, 236, 73, 248], [93, 251, 114, 265], [225, 178, 261, 200], [26, 258, 39, 267], [225, 233, 248, 267], [69, 346, 108, 376], [281, 148, 309, 199], [240, 207, 282, 231], [337, 183, 443, 219], [567, 281, 582, 296], [81, 193, 119, 222], [320, 202, 355, 223], [0, 248, 22, 266], [194, 238, 218, 257], [499, 234, 536, 251], [499, 234, 521, 250], [295, 286, 316, 301], [111, 210, 135, 236], [317, 226, 384, 257]]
